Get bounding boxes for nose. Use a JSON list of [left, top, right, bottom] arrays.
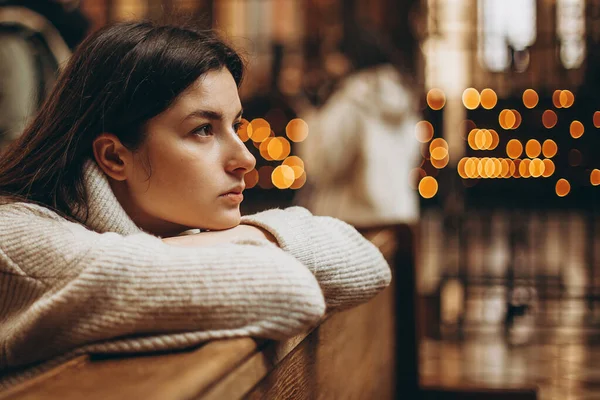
[[225, 130, 256, 177]]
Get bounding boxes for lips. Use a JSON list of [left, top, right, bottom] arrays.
[[220, 185, 245, 197]]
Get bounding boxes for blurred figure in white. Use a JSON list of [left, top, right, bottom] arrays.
[[295, 25, 421, 228]]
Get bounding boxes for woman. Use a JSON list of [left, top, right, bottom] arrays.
[[0, 21, 391, 388]]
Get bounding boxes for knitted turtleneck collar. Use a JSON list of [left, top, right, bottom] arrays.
[[73, 159, 143, 236]]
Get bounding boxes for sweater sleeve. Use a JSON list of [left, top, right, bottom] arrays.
[[0, 203, 326, 371], [241, 207, 392, 310]]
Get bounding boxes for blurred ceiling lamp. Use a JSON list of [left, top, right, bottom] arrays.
[[522, 89, 539, 109], [557, 0, 586, 69], [415, 121, 434, 143], [427, 88, 446, 110], [418, 176, 438, 198], [462, 88, 480, 109], [480, 88, 498, 109], [555, 178, 571, 197], [478, 0, 536, 72]]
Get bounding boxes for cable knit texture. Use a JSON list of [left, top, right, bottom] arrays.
[[0, 159, 391, 390]]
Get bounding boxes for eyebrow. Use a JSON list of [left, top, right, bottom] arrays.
[[182, 108, 243, 123]]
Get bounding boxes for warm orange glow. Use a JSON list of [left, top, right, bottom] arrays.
[[493, 158, 503, 178], [513, 159, 522, 178], [283, 156, 305, 179], [559, 90, 575, 108], [259, 137, 274, 160], [272, 165, 295, 189], [519, 159, 532, 178], [474, 129, 486, 150], [431, 146, 448, 161], [468, 129, 478, 150], [238, 118, 251, 142], [249, 118, 271, 142], [431, 155, 449, 169], [512, 110, 522, 129], [290, 172, 307, 189], [591, 169, 600, 186], [258, 166, 275, 189], [552, 90, 562, 109], [427, 88, 446, 110], [508, 159, 516, 178], [429, 138, 449, 157], [457, 158, 468, 179], [286, 118, 309, 142], [542, 159, 555, 177], [570, 120, 585, 138], [594, 112, 600, 128], [462, 88, 480, 110], [419, 176, 438, 198], [465, 158, 477, 178], [489, 129, 500, 150], [480, 88, 498, 109], [500, 159, 510, 178], [529, 158, 545, 178], [542, 110, 558, 128], [244, 168, 259, 189], [483, 158, 495, 178], [476, 158, 485, 178], [555, 179, 571, 197], [499, 109, 516, 129], [415, 121, 434, 143], [506, 139, 523, 159], [522, 89, 539, 109], [542, 140, 558, 158], [525, 139, 541, 158]]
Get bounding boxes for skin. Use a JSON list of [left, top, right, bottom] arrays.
[[92, 67, 264, 240]]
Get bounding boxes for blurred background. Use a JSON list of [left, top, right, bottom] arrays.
[[2, 0, 600, 398]]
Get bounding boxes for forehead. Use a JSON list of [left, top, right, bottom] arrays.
[[170, 68, 241, 118]]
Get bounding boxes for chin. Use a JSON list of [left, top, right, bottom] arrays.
[[204, 210, 241, 231]]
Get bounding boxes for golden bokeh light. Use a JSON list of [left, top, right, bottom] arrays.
[[500, 159, 509, 178], [249, 118, 271, 142], [489, 129, 500, 150], [508, 159, 516, 178], [285, 118, 309, 142], [282, 156, 305, 179], [552, 90, 562, 108], [258, 166, 275, 189], [259, 137, 274, 160], [268, 137, 291, 160], [522, 89, 539, 109], [429, 138, 449, 156], [525, 139, 541, 158], [480, 88, 498, 109], [529, 158, 545, 178], [427, 88, 446, 110], [272, 165, 295, 189], [484, 158, 495, 178], [513, 159, 522, 178], [474, 129, 486, 150], [555, 179, 571, 197], [431, 154, 449, 169], [542, 140, 558, 158], [542, 159, 555, 177], [462, 88, 480, 110], [465, 158, 477, 178], [499, 109, 516, 130], [238, 118, 251, 142], [468, 129, 478, 150], [431, 146, 448, 161], [559, 90, 575, 108], [476, 158, 485, 178], [591, 169, 600, 186], [290, 172, 307, 190], [493, 158, 503, 178], [419, 176, 438, 198], [506, 139, 523, 159], [415, 121, 434, 143], [570, 120, 585, 138], [512, 110, 522, 129], [594, 111, 600, 128], [244, 168, 259, 189], [457, 158, 468, 179], [542, 110, 558, 129], [519, 159, 532, 178]]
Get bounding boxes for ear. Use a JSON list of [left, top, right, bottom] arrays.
[[92, 133, 132, 181]]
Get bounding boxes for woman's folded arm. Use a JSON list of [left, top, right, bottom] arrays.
[[241, 206, 392, 310], [0, 203, 326, 371]]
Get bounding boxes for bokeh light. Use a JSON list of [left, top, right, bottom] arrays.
[[431, 154, 449, 169], [499, 109, 516, 130], [244, 168, 259, 189], [513, 159, 522, 178], [555, 179, 571, 197], [238, 118, 251, 142], [506, 139, 523, 159], [249, 118, 271, 142], [525, 139, 541, 158], [457, 158, 468, 179], [570, 120, 585, 138], [468, 129, 478, 150], [415, 121, 434, 143], [259, 137, 274, 160], [462, 88, 480, 110], [419, 176, 438, 198], [285, 118, 309, 142], [282, 156, 305, 179], [542, 110, 558, 128], [489, 129, 499, 150], [552, 90, 562, 108], [591, 169, 600, 186], [542, 140, 558, 158], [427, 88, 446, 110], [512, 110, 522, 129], [429, 138, 449, 154], [522, 89, 539, 109], [559, 90, 575, 108], [272, 165, 295, 189], [258, 166, 275, 189], [529, 158, 545, 178], [594, 112, 600, 128], [465, 158, 477, 178], [542, 159, 555, 177], [519, 159, 532, 178], [290, 171, 307, 190], [480, 88, 497, 109]]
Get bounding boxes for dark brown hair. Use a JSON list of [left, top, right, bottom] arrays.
[[0, 20, 245, 221]]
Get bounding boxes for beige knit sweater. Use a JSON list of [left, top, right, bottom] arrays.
[[0, 159, 391, 389]]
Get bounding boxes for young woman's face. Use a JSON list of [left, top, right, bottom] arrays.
[[124, 68, 255, 234]]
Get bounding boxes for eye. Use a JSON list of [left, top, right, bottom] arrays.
[[233, 121, 243, 133], [192, 125, 212, 137]]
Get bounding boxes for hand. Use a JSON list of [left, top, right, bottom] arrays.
[[162, 224, 278, 247]]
